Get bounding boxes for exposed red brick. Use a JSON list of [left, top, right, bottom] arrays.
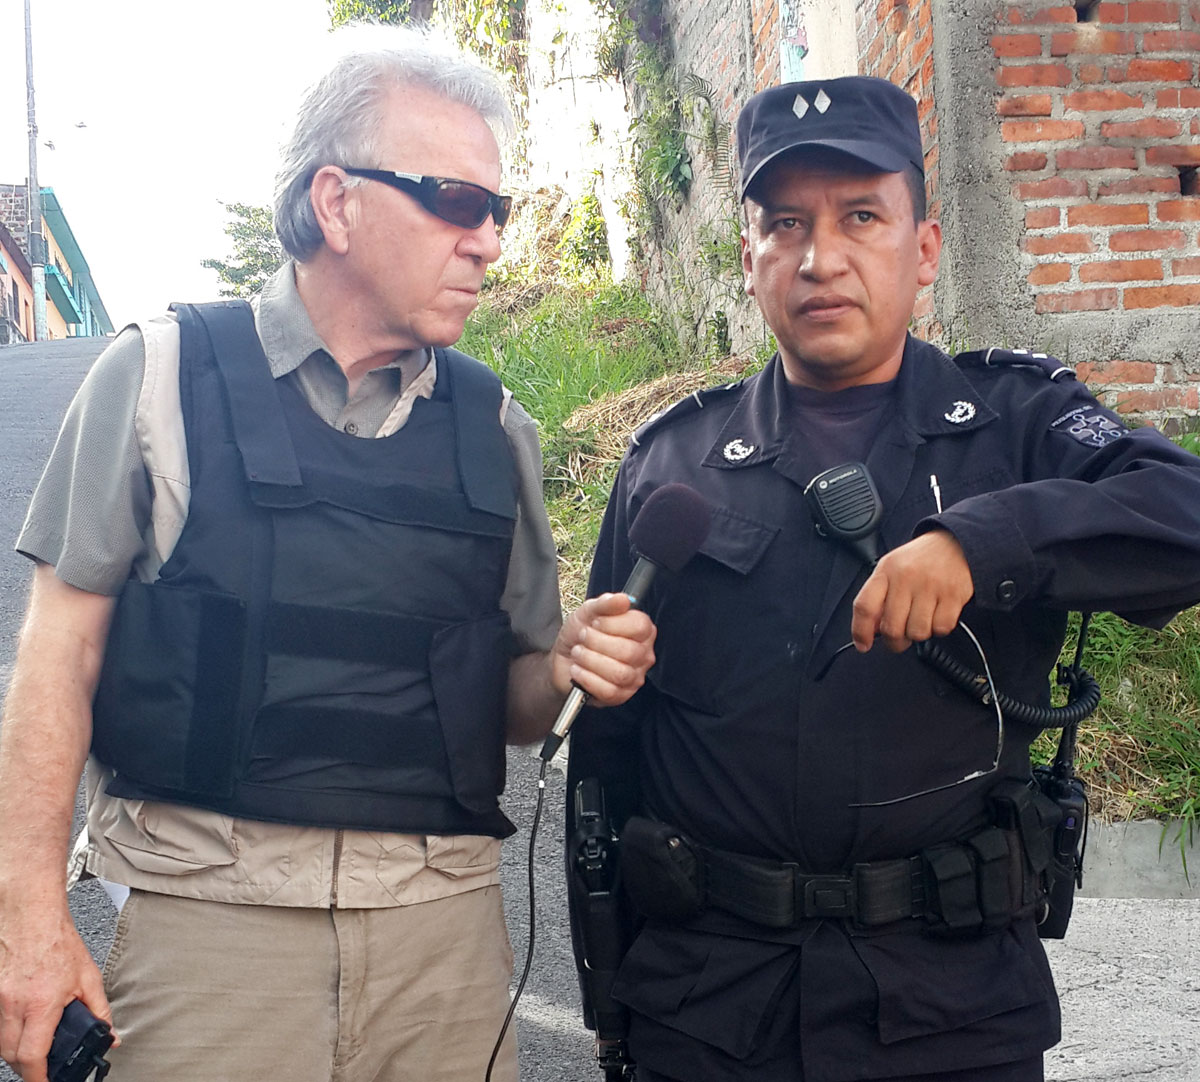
[[1058, 146, 1138, 169], [1157, 201, 1200, 221], [1119, 59, 1194, 83], [1157, 89, 1181, 107], [1147, 145, 1200, 167], [1026, 207, 1061, 228], [1024, 233, 1098, 254], [1110, 228, 1187, 251], [1015, 176, 1089, 199], [1029, 263, 1072, 285], [1006, 151, 1049, 170], [1078, 63, 1106, 83], [1077, 360, 1157, 383], [1098, 175, 1181, 196], [1143, 30, 1200, 52], [1094, 1, 1127, 20], [1035, 289, 1119, 313], [1067, 203, 1149, 226], [1126, 1, 1181, 19], [1079, 258, 1163, 281], [1173, 256, 1200, 275], [993, 33, 1043, 57], [997, 94, 1054, 116], [1182, 89, 1200, 107], [998, 63, 1073, 87], [1063, 89, 1142, 110], [1050, 29, 1136, 55], [1100, 117, 1183, 139], [913, 291, 934, 319], [1002, 119, 1085, 141], [1117, 387, 1200, 411]]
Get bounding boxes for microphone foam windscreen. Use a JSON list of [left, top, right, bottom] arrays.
[[628, 483, 713, 572]]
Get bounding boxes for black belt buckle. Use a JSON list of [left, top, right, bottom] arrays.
[[797, 873, 856, 920]]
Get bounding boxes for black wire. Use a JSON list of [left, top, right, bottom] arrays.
[[485, 756, 548, 1082]]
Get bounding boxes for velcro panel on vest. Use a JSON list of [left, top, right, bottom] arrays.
[[250, 704, 447, 770], [92, 581, 245, 798], [181, 301, 303, 487], [428, 611, 514, 813], [264, 601, 448, 664]]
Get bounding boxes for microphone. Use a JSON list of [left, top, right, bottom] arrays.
[[539, 483, 713, 761]]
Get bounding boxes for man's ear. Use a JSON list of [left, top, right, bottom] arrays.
[[309, 166, 356, 257], [741, 229, 756, 298], [916, 218, 942, 288]]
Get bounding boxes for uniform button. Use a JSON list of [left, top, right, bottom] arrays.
[[996, 579, 1017, 604], [344, 421, 358, 435]]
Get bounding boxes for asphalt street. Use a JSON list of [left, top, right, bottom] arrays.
[[0, 336, 1196, 1081]]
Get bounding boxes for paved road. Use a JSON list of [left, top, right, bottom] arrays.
[[0, 336, 1196, 1081]]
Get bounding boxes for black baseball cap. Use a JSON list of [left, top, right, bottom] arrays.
[[737, 76, 924, 201]]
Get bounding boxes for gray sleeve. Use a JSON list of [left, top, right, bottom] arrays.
[[15, 327, 152, 595], [500, 398, 563, 655]]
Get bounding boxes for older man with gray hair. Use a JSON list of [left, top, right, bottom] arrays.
[[0, 26, 655, 1082]]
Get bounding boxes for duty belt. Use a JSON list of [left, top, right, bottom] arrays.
[[619, 798, 1048, 935], [700, 845, 928, 928]]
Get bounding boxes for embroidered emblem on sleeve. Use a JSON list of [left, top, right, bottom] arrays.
[[1050, 406, 1129, 448], [723, 438, 757, 462], [944, 401, 977, 425]]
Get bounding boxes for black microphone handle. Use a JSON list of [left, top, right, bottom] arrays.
[[539, 556, 659, 761]]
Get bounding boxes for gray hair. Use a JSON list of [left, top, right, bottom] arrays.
[[273, 25, 514, 261]]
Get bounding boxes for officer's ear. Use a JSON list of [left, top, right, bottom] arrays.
[[916, 218, 942, 288], [309, 166, 357, 257]]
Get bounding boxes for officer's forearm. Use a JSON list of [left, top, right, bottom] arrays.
[[504, 649, 566, 747]]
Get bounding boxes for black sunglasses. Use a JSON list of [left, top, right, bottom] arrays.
[[343, 167, 512, 233]]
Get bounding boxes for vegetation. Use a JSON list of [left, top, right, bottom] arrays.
[[201, 202, 284, 298]]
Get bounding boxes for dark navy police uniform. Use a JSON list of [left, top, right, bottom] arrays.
[[568, 335, 1200, 1081]]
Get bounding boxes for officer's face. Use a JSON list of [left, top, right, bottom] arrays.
[[331, 84, 503, 351], [742, 152, 941, 391]]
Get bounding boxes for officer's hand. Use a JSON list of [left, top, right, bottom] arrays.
[[557, 592, 657, 707], [851, 529, 974, 653], [0, 901, 117, 1082]]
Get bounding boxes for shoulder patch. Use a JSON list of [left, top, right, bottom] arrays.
[[630, 379, 745, 447], [1049, 404, 1130, 448], [955, 347, 1075, 382]]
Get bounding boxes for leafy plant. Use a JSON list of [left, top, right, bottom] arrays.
[[200, 202, 284, 298]]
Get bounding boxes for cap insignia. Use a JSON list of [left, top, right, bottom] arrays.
[[792, 94, 809, 120], [814, 88, 831, 114]]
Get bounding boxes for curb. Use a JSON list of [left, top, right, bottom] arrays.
[[1079, 819, 1199, 900]]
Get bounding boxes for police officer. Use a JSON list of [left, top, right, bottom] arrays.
[[567, 76, 1200, 1082]]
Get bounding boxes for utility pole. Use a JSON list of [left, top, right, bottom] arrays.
[[25, 0, 48, 341]]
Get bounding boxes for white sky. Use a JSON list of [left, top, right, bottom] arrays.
[[0, 0, 336, 328]]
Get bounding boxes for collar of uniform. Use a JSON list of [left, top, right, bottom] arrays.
[[253, 261, 429, 382], [700, 355, 792, 470], [895, 335, 998, 436]]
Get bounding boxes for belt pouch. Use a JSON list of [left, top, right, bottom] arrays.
[[922, 844, 982, 935], [967, 827, 1014, 931], [620, 817, 705, 922]]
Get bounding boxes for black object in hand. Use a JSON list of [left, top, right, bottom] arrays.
[[47, 1000, 113, 1082]]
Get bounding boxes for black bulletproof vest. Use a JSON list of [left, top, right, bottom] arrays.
[[92, 301, 520, 837]]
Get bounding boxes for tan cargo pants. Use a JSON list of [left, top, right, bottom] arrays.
[[101, 885, 517, 1081]]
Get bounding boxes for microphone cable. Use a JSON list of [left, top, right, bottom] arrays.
[[484, 756, 548, 1082]]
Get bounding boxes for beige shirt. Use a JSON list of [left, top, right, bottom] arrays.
[[18, 263, 563, 907]]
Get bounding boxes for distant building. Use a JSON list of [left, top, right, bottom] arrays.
[[0, 183, 113, 343]]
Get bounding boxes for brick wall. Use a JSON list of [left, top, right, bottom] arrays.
[[990, 0, 1200, 424], [0, 186, 30, 254], [858, 0, 940, 337]]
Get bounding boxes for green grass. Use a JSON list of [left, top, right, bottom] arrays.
[[465, 280, 1200, 836]]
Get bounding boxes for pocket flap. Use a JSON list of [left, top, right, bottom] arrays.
[[612, 926, 798, 1060]]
